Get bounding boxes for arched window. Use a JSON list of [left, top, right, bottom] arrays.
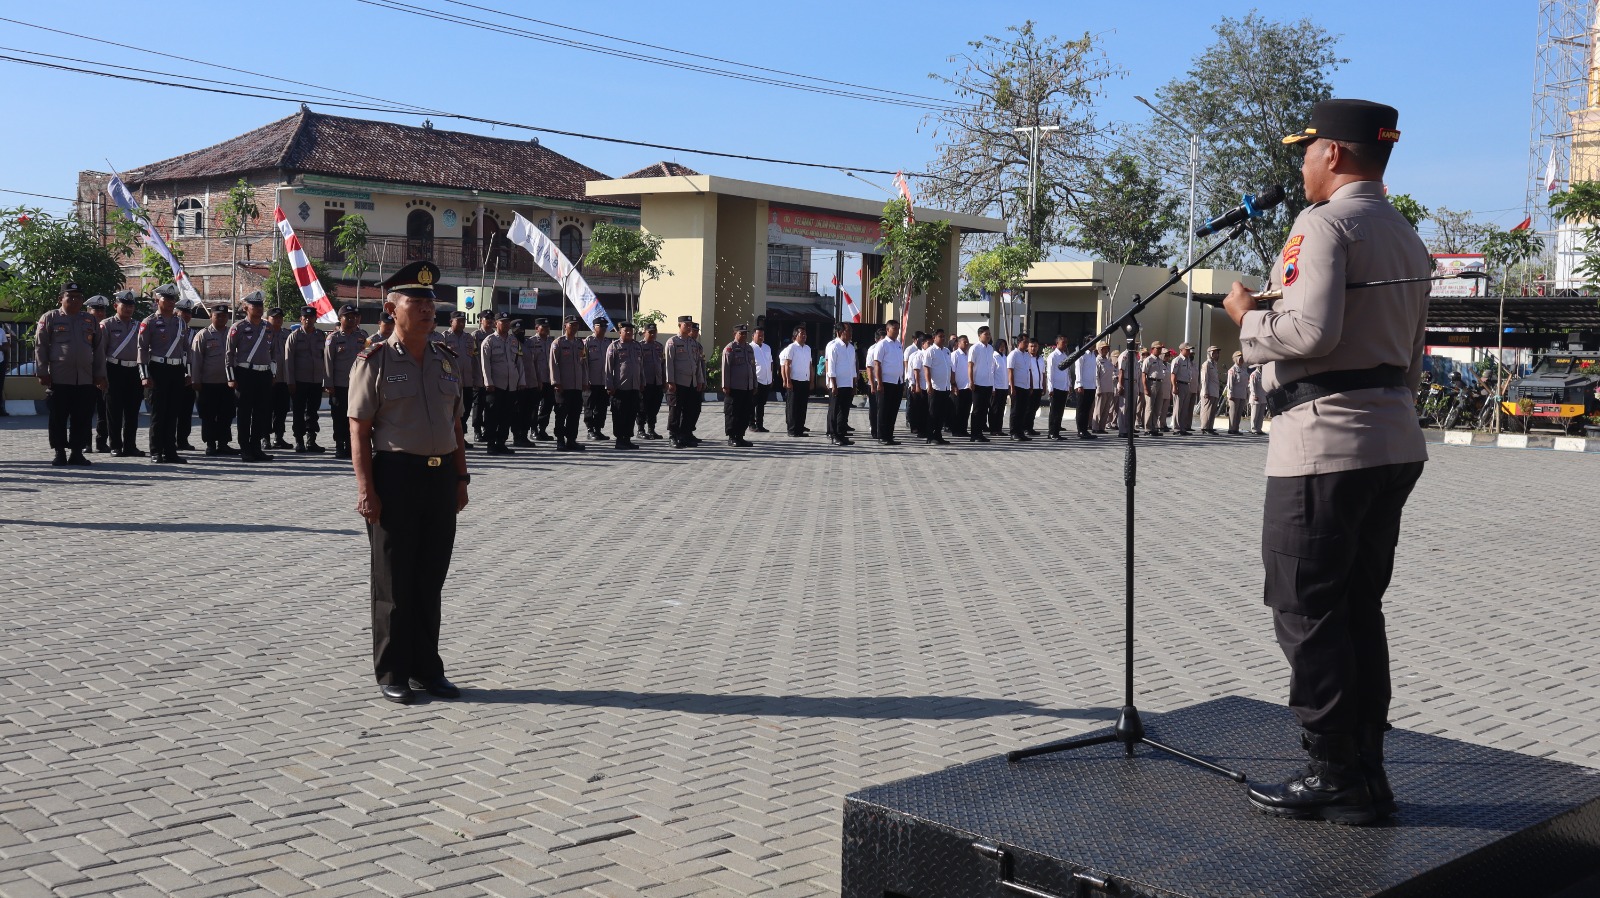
[[175, 198, 205, 236], [406, 209, 434, 261], [559, 225, 584, 269]]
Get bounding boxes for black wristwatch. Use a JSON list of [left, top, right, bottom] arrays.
[[458, 473, 471, 484]]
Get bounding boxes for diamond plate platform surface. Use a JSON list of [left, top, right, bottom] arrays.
[[845, 697, 1600, 898]]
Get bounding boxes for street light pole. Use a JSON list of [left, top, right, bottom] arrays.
[[1136, 96, 1210, 347], [1013, 124, 1061, 335]]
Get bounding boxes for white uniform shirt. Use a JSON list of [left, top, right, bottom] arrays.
[[1076, 351, 1098, 391], [874, 337, 904, 384], [991, 351, 1008, 391], [923, 345, 953, 391], [951, 348, 971, 389], [751, 341, 773, 386], [1045, 349, 1074, 392], [778, 342, 812, 382], [824, 337, 855, 388], [906, 347, 924, 388], [864, 340, 881, 384], [1008, 348, 1037, 389], [968, 341, 995, 388]]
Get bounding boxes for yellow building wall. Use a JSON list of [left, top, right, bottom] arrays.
[[637, 193, 718, 342], [712, 195, 764, 347]]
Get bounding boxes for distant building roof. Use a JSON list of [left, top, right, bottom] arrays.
[[619, 161, 701, 179], [122, 108, 638, 209]]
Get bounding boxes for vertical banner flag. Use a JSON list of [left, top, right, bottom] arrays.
[[1546, 151, 1559, 192], [507, 213, 604, 330], [273, 207, 336, 323], [105, 174, 203, 306], [893, 171, 915, 340]]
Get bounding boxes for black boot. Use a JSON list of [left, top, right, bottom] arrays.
[[68, 448, 92, 466], [272, 435, 292, 450], [1248, 731, 1376, 825], [334, 443, 352, 460], [206, 442, 222, 457], [52, 448, 68, 467], [305, 437, 326, 454], [1359, 724, 1397, 818], [295, 437, 309, 453]]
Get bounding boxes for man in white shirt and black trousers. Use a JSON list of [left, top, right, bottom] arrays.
[[750, 326, 774, 432], [1045, 335, 1075, 441], [1007, 334, 1037, 441], [863, 326, 884, 440], [921, 329, 955, 444], [823, 322, 855, 446], [966, 326, 994, 442], [778, 326, 812, 437], [1074, 335, 1101, 440], [950, 334, 972, 438], [872, 321, 905, 445]]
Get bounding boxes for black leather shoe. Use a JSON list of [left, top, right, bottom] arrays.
[[734, 438, 753, 447], [972, 434, 990, 443], [304, 440, 325, 453], [68, 450, 92, 466], [380, 684, 415, 704], [615, 440, 640, 450], [751, 425, 769, 433], [407, 677, 461, 699], [218, 443, 240, 455], [127, 447, 148, 457], [272, 437, 293, 450], [1359, 724, 1398, 818], [1248, 731, 1377, 825], [52, 449, 68, 466], [880, 438, 900, 446], [160, 453, 189, 464], [1080, 433, 1097, 440], [178, 441, 197, 451]]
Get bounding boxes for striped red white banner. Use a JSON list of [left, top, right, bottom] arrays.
[[274, 207, 336, 323]]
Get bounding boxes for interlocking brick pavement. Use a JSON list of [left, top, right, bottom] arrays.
[[1, 410, 1597, 896]]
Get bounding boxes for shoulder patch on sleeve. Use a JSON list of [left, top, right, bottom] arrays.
[[437, 342, 458, 357]]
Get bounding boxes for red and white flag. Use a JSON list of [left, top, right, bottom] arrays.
[[1545, 151, 1559, 192], [1512, 216, 1532, 232], [832, 276, 862, 323], [274, 207, 335, 323], [894, 171, 915, 225]]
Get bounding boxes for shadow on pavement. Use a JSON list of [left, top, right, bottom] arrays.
[[462, 687, 1116, 721]]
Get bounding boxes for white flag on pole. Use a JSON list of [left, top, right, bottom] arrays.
[[506, 213, 605, 329], [1546, 150, 1559, 192], [105, 173, 204, 306]]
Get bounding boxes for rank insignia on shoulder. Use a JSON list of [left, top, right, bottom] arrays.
[[358, 345, 381, 360], [438, 343, 458, 358]]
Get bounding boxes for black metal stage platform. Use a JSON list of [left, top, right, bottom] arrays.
[[843, 697, 1600, 898]]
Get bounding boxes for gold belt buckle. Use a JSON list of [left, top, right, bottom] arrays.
[[426, 456, 442, 467]]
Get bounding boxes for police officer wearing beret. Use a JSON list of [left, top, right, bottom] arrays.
[[139, 284, 192, 464], [323, 305, 370, 459], [227, 292, 278, 462], [1223, 99, 1430, 825], [347, 261, 468, 705], [35, 282, 107, 465]]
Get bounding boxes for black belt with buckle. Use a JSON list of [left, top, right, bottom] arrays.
[[1265, 365, 1407, 416], [374, 450, 454, 468]]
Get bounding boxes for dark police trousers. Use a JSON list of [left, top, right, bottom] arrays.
[[584, 385, 609, 435], [178, 384, 196, 443], [752, 382, 771, 429], [234, 368, 272, 448], [953, 387, 972, 436], [368, 451, 455, 686], [536, 384, 556, 435], [104, 365, 143, 450], [197, 383, 236, 446], [827, 387, 853, 438], [906, 387, 925, 437], [330, 387, 351, 449], [46, 383, 98, 450], [484, 387, 513, 446], [926, 388, 952, 438], [512, 387, 535, 441], [877, 382, 903, 441], [292, 383, 322, 438], [271, 382, 291, 439], [786, 380, 811, 435], [1047, 388, 1071, 437], [1264, 461, 1424, 736], [866, 386, 880, 438], [471, 387, 487, 437], [460, 387, 477, 438], [146, 363, 187, 456], [611, 390, 640, 443], [1076, 388, 1096, 435], [668, 387, 703, 439], [555, 388, 584, 445], [970, 385, 992, 436], [724, 387, 753, 439], [638, 384, 663, 435]]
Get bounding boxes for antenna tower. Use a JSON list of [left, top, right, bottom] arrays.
[[1527, 0, 1595, 292]]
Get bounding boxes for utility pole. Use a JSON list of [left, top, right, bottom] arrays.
[[1012, 124, 1061, 334], [1136, 96, 1213, 347]]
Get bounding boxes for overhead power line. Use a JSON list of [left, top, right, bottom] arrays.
[[0, 187, 79, 204]]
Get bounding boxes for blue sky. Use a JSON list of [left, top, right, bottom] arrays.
[[0, 0, 1537, 265]]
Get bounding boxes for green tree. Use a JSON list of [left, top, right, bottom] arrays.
[[921, 21, 1121, 255], [1480, 227, 1545, 287], [0, 207, 126, 324], [330, 213, 371, 308], [962, 242, 1036, 297], [217, 178, 260, 306], [1389, 194, 1428, 230], [1067, 152, 1183, 266], [871, 199, 953, 329], [260, 254, 334, 311], [1425, 206, 1494, 255], [1549, 182, 1600, 288], [1147, 12, 1345, 270], [583, 222, 670, 324], [633, 307, 667, 331]]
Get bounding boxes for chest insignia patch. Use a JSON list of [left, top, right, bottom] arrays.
[[385, 374, 408, 383]]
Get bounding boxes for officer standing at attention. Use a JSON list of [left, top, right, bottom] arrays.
[[438, 312, 478, 448], [721, 323, 757, 447], [1074, 336, 1100, 440], [664, 315, 705, 448], [227, 292, 278, 462], [1170, 343, 1197, 435], [871, 320, 905, 445], [35, 282, 107, 465], [823, 322, 855, 446], [479, 313, 522, 455], [1006, 335, 1036, 441], [470, 309, 496, 443], [1141, 340, 1171, 436], [604, 319, 645, 450], [922, 329, 955, 444], [1224, 99, 1429, 825], [84, 294, 113, 453], [1044, 334, 1075, 441], [548, 315, 588, 452], [284, 306, 328, 454], [1226, 351, 1251, 435], [778, 326, 812, 438], [266, 307, 294, 450], [750, 326, 774, 432], [101, 292, 146, 457], [508, 319, 535, 447], [139, 284, 192, 464], [347, 261, 467, 705], [582, 318, 613, 442], [966, 326, 994, 442], [950, 334, 972, 438], [174, 298, 200, 451], [192, 305, 237, 456], [1199, 346, 1224, 435], [323, 305, 369, 459], [369, 313, 394, 348], [636, 322, 666, 440], [523, 317, 554, 442]]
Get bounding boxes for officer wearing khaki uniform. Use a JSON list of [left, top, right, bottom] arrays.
[[509, 319, 536, 447], [348, 261, 468, 706], [604, 320, 645, 450], [1226, 352, 1251, 435], [469, 309, 495, 442], [721, 324, 757, 447], [1170, 344, 1197, 434], [547, 316, 587, 451], [664, 315, 706, 447], [323, 305, 369, 459], [101, 292, 145, 457], [583, 319, 614, 441], [284, 306, 328, 453], [524, 319, 555, 441], [1094, 343, 1117, 433], [1225, 99, 1429, 825], [35, 282, 107, 465], [139, 284, 193, 464], [267, 307, 293, 450], [438, 312, 478, 447], [1199, 346, 1223, 435], [226, 293, 278, 462], [192, 306, 237, 456], [1140, 342, 1170, 436], [478, 315, 522, 455], [637, 324, 666, 440]]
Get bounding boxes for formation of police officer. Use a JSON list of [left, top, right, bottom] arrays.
[[33, 282, 106, 465]]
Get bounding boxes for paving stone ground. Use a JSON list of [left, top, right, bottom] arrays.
[[1, 408, 1597, 897]]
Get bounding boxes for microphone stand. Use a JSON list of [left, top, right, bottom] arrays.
[[1009, 221, 1253, 782]]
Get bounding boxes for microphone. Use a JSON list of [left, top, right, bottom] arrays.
[[1194, 185, 1286, 237]]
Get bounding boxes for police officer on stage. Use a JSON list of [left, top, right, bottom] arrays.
[[348, 260, 467, 705], [664, 315, 706, 447], [548, 315, 587, 451], [139, 284, 192, 464], [284, 306, 328, 453], [227, 292, 278, 462], [101, 291, 146, 457], [1223, 99, 1429, 825], [35, 282, 107, 465], [605, 319, 645, 450], [721, 324, 757, 447], [324, 305, 369, 459]]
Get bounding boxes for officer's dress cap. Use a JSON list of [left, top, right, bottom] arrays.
[[114, 291, 139, 305], [564, 315, 581, 324], [618, 319, 636, 330], [535, 317, 551, 326], [1282, 99, 1400, 146], [267, 307, 285, 318], [592, 317, 609, 328], [339, 304, 360, 317], [242, 291, 265, 306], [60, 281, 84, 294], [677, 314, 694, 324], [85, 295, 110, 309], [511, 319, 525, 331], [301, 305, 318, 317], [380, 312, 395, 323], [449, 310, 467, 320], [154, 284, 180, 300], [382, 261, 441, 298], [210, 304, 232, 315]]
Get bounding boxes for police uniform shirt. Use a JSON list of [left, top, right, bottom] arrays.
[[285, 326, 328, 385], [439, 330, 479, 388], [226, 318, 276, 377], [1228, 363, 1251, 399], [1140, 353, 1170, 386], [35, 308, 107, 385], [480, 332, 523, 391], [722, 341, 756, 391], [778, 341, 812, 382], [640, 338, 665, 386], [1250, 366, 1267, 403], [823, 337, 854, 387], [968, 342, 995, 388], [191, 325, 230, 384], [1171, 354, 1194, 386], [1120, 350, 1144, 394], [864, 340, 881, 381], [904, 346, 923, 387], [583, 335, 612, 387], [923, 345, 953, 391], [549, 334, 586, 389], [751, 341, 774, 386], [101, 315, 141, 368], [664, 335, 706, 388], [1007, 347, 1036, 389], [1201, 358, 1222, 398], [1096, 354, 1117, 392], [138, 312, 191, 372], [875, 337, 905, 385], [324, 329, 370, 389], [522, 333, 552, 388], [951, 347, 970, 390], [1240, 180, 1431, 476], [347, 336, 464, 456], [606, 339, 646, 391], [271, 326, 290, 383]]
